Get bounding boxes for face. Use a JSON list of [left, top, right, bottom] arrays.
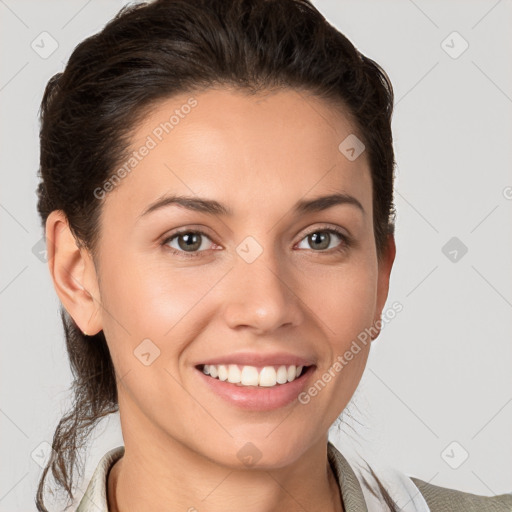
[[79, 87, 394, 468]]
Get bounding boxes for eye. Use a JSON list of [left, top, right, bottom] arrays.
[[296, 227, 350, 254], [161, 226, 351, 259], [162, 229, 216, 259]]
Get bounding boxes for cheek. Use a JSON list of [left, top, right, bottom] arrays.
[[310, 259, 377, 394], [298, 266, 376, 425], [100, 249, 200, 329], [98, 253, 221, 366], [304, 256, 378, 347]]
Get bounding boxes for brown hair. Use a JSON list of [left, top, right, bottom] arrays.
[[35, 0, 397, 509]]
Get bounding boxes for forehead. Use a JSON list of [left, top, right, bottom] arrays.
[[103, 87, 372, 222]]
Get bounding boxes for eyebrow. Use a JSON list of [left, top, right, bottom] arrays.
[[138, 192, 365, 220]]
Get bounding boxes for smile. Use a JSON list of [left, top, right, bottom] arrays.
[[200, 363, 308, 387], [195, 363, 315, 411]]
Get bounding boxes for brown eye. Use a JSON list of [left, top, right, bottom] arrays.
[[175, 232, 203, 252], [307, 232, 331, 250], [162, 230, 214, 258], [296, 228, 350, 253]]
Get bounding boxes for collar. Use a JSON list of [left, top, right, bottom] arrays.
[[76, 446, 125, 512]]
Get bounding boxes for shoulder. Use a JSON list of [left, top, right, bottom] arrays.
[[411, 477, 512, 512], [327, 440, 512, 512]]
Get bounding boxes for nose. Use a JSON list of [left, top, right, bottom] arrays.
[[221, 245, 304, 335]]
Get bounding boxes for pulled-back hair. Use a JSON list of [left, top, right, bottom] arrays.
[[35, 0, 397, 509]]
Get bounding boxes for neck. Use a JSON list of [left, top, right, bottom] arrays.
[[107, 405, 344, 512]]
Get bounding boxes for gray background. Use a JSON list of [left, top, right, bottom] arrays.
[[1, 0, 511, 510]]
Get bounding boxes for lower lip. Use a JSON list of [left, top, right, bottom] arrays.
[[195, 366, 315, 411]]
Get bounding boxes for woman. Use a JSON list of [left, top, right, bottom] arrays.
[[35, 0, 512, 510]]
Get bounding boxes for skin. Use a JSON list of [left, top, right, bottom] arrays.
[[47, 87, 395, 512]]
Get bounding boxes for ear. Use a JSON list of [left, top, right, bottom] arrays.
[[372, 234, 396, 341], [45, 210, 103, 336]]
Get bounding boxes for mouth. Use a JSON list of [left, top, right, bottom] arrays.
[[195, 363, 313, 388], [194, 362, 316, 411], [193, 353, 317, 411]]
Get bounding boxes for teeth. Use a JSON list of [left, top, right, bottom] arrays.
[[228, 364, 241, 383], [240, 365, 259, 386], [276, 365, 288, 384], [218, 364, 228, 381], [259, 366, 277, 387], [202, 364, 306, 387]]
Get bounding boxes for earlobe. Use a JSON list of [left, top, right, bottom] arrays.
[[45, 210, 103, 336]]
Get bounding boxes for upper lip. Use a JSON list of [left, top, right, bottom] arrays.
[[196, 352, 316, 368]]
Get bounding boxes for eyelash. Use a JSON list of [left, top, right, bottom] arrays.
[[161, 226, 352, 259]]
